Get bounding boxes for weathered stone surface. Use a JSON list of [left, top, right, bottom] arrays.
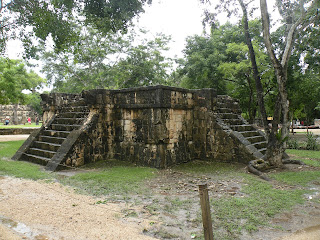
[[0, 104, 38, 125], [13, 85, 267, 170]]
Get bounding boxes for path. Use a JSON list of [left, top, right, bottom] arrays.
[[0, 176, 155, 240], [0, 135, 29, 142]]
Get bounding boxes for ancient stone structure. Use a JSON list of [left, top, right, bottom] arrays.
[[13, 85, 267, 171], [0, 104, 38, 125]]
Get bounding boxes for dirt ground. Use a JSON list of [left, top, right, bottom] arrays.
[[1, 172, 320, 240], [0, 135, 29, 142], [1, 134, 320, 239], [0, 176, 156, 240]]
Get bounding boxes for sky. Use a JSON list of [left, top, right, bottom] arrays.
[[6, 0, 231, 60], [6, 0, 280, 81]]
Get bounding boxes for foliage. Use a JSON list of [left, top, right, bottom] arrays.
[[287, 138, 299, 149], [176, 20, 276, 121], [41, 28, 173, 92], [1, 0, 152, 56], [0, 57, 45, 104], [306, 132, 319, 150], [110, 34, 173, 89], [25, 92, 43, 115]]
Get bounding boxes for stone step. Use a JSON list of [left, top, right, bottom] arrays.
[[53, 118, 85, 125], [222, 118, 244, 125], [43, 130, 71, 138], [28, 148, 56, 159], [33, 141, 61, 152], [216, 108, 233, 113], [38, 135, 66, 144], [230, 124, 254, 132], [22, 153, 51, 166], [57, 112, 89, 118], [217, 96, 239, 104], [259, 148, 267, 155], [252, 141, 267, 149], [241, 131, 261, 138], [60, 106, 89, 113], [218, 113, 239, 120], [217, 102, 239, 110], [246, 135, 266, 144], [50, 124, 81, 131], [69, 99, 86, 106]]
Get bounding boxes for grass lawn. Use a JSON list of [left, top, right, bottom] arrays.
[[0, 140, 320, 239], [286, 149, 320, 167], [0, 122, 41, 128], [0, 140, 52, 180]]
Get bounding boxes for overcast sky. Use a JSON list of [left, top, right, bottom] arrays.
[[6, 0, 279, 70]]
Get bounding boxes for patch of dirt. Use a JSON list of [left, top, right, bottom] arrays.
[[0, 135, 29, 142], [246, 201, 320, 240], [0, 176, 155, 240], [1, 163, 320, 239]]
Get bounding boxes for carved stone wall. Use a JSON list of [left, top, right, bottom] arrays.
[[40, 86, 255, 168], [0, 104, 38, 125]]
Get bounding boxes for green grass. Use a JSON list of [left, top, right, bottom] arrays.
[[0, 140, 52, 180], [286, 149, 320, 167], [173, 160, 243, 175], [0, 140, 25, 158], [270, 171, 320, 186], [0, 123, 41, 128], [62, 166, 157, 197], [1, 140, 319, 239], [0, 159, 53, 180], [211, 175, 306, 239], [286, 149, 320, 159]]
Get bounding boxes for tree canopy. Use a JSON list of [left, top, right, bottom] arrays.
[[40, 28, 173, 92], [0, 57, 45, 104], [0, 0, 152, 55]]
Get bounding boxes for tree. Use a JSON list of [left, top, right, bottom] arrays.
[[205, 0, 319, 173], [0, 57, 45, 104], [259, 0, 319, 166], [176, 20, 274, 122], [1, 0, 152, 56], [40, 28, 173, 92], [110, 33, 173, 89]]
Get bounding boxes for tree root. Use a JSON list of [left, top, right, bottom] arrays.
[[282, 159, 306, 165], [248, 160, 271, 181]]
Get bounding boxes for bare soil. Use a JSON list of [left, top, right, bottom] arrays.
[[1, 134, 320, 239], [1, 169, 320, 240], [0, 135, 29, 142], [0, 176, 155, 240]]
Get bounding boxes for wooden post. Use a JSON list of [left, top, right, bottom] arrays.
[[199, 183, 214, 240]]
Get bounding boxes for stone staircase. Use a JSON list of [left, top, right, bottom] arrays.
[[13, 98, 90, 170], [214, 95, 267, 159]]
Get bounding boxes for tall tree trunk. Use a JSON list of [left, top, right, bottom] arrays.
[[238, 0, 269, 133], [260, 0, 297, 167]]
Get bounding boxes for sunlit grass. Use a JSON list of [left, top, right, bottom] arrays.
[[0, 123, 41, 128], [0, 140, 52, 180], [62, 166, 157, 196]]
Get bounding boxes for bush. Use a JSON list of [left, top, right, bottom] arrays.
[[287, 138, 299, 149], [306, 132, 319, 150]]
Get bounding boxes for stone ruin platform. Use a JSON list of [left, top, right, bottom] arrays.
[[12, 85, 267, 171]]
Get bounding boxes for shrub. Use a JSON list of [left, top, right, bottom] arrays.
[[287, 138, 299, 149], [306, 132, 319, 150]]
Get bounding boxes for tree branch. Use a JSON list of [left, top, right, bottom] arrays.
[[260, 0, 281, 69]]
